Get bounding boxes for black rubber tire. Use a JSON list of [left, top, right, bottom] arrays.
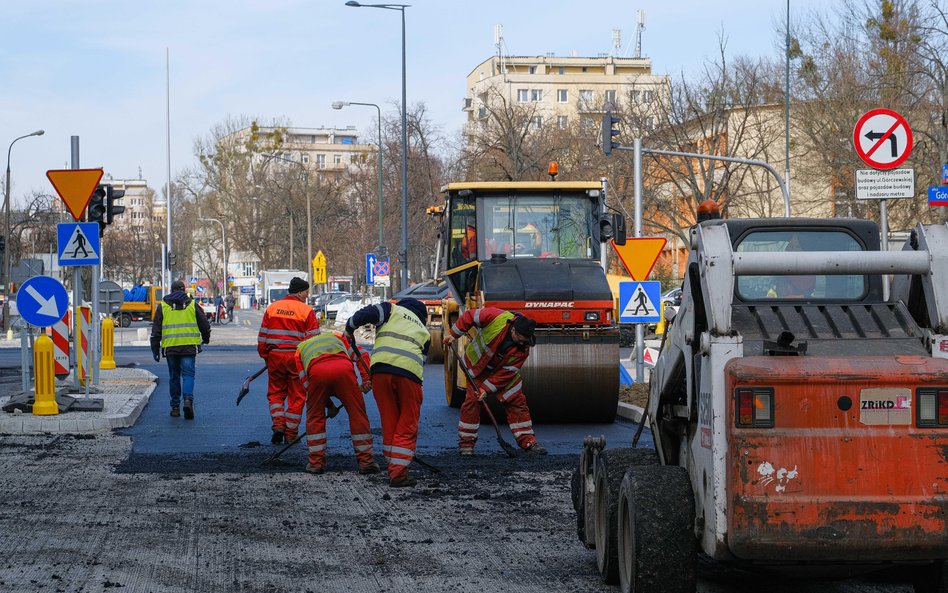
[[573, 447, 595, 548], [914, 561, 948, 593], [593, 448, 660, 584], [119, 313, 132, 328], [617, 465, 696, 593], [427, 328, 444, 364]]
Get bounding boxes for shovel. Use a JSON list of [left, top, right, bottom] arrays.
[[236, 365, 267, 406], [262, 432, 305, 466], [448, 341, 518, 458]]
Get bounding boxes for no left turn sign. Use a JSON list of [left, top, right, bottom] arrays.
[[853, 108, 913, 170]]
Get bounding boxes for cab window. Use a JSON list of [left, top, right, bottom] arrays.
[[735, 230, 865, 300], [478, 195, 597, 259], [448, 195, 476, 269]]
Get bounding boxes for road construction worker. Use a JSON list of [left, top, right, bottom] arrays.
[[346, 297, 430, 488], [443, 308, 547, 456], [150, 279, 212, 419], [258, 277, 320, 445], [295, 331, 379, 475]]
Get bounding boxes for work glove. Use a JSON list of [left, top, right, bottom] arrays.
[[360, 380, 372, 394], [152, 350, 160, 362], [477, 387, 489, 402], [442, 334, 455, 346]]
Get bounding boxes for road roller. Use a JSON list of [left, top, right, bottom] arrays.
[[437, 175, 625, 423]]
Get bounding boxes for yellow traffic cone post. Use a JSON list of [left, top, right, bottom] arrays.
[[32, 334, 59, 415], [100, 316, 116, 370]]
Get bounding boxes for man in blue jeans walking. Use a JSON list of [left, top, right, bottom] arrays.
[[150, 280, 212, 418]]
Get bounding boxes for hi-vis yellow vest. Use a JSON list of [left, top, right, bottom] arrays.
[[464, 311, 515, 368], [371, 305, 428, 381], [298, 332, 347, 371], [160, 302, 201, 348]]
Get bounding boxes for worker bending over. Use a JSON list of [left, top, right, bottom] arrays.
[[295, 331, 379, 475], [443, 308, 546, 456], [258, 277, 320, 445], [347, 298, 430, 488]]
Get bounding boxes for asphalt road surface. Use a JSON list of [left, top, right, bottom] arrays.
[[0, 346, 915, 593]]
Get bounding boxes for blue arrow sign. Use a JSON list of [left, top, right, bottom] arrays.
[[57, 222, 100, 266], [16, 275, 68, 328], [366, 252, 377, 285], [619, 281, 662, 323], [929, 186, 948, 205]]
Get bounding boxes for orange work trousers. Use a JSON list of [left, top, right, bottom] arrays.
[[265, 350, 305, 440], [303, 356, 375, 470], [372, 373, 423, 480], [458, 380, 537, 451]]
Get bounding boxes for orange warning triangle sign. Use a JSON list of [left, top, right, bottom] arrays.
[[46, 169, 104, 221], [612, 238, 667, 281]]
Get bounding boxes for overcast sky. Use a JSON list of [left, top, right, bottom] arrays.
[[1, 0, 824, 204]]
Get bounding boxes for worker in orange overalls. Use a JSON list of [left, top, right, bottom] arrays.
[[258, 277, 320, 445], [295, 331, 378, 475], [443, 307, 546, 456]]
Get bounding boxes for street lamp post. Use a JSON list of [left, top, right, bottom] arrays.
[[198, 215, 226, 298], [332, 100, 384, 255], [262, 153, 312, 298], [3, 129, 44, 333], [345, 1, 410, 290]]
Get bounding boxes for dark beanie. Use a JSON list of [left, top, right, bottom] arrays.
[[397, 298, 428, 326], [512, 314, 537, 344], [289, 277, 310, 294], [171, 280, 186, 292]]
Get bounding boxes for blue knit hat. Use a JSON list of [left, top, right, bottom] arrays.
[[397, 297, 428, 326]]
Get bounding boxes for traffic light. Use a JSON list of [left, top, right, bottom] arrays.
[[601, 111, 621, 156], [87, 185, 107, 224], [0, 235, 5, 253], [106, 184, 125, 225], [600, 213, 627, 245]]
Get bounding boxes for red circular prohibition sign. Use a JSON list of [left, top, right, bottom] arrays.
[[852, 108, 913, 170]]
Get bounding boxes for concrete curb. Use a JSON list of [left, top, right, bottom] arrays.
[[617, 401, 645, 423], [0, 368, 158, 435]]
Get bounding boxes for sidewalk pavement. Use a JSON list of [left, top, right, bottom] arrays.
[[0, 367, 157, 435]]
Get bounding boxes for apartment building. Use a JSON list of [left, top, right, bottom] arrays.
[[229, 125, 376, 180], [463, 54, 669, 133], [101, 178, 156, 233]]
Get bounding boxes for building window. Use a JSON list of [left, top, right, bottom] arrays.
[[517, 89, 529, 102], [531, 89, 543, 102], [316, 154, 325, 169], [580, 116, 596, 133], [557, 115, 568, 129], [643, 116, 654, 130], [333, 154, 342, 165], [528, 66, 536, 74], [240, 262, 256, 277], [529, 116, 542, 130], [557, 89, 568, 103], [558, 66, 565, 75], [302, 154, 310, 164], [643, 90, 655, 103], [581, 67, 588, 73], [630, 90, 640, 103], [605, 89, 616, 105], [579, 89, 594, 110]]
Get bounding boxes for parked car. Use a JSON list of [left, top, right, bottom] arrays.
[[662, 286, 683, 309], [312, 291, 348, 316], [325, 294, 363, 320]]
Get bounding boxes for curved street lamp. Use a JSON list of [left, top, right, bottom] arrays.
[[344, 1, 410, 290], [3, 129, 44, 333], [332, 100, 384, 257]]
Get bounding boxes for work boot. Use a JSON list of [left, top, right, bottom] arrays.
[[183, 398, 194, 420], [271, 430, 285, 445], [459, 447, 475, 457], [170, 406, 180, 417], [389, 474, 417, 488], [305, 463, 325, 475], [523, 443, 548, 455], [358, 462, 381, 475]]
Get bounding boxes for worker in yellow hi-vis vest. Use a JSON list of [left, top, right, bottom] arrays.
[[150, 280, 212, 419]]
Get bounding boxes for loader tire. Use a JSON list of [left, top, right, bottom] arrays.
[[617, 465, 696, 593], [593, 448, 659, 584], [914, 561, 948, 593], [573, 446, 598, 548], [427, 328, 444, 364]]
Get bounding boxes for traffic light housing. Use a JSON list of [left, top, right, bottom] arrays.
[[599, 213, 627, 245], [601, 111, 621, 156], [87, 185, 107, 224], [106, 184, 125, 225]]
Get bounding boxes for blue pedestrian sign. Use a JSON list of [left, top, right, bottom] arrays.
[[16, 275, 68, 328], [57, 222, 100, 266], [929, 186, 948, 206], [366, 252, 377, 285], [619, 281, 661, 323]]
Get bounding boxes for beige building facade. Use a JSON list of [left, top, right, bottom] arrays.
[[463, 54, 670, 133], [231, 125, 376, 180]]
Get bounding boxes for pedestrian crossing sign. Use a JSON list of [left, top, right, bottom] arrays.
[[619, 281, 661, 323], [57, 222, 101, 266]]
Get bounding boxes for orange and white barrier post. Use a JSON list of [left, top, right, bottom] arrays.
[[50, 315, 70, 378], [76, 306, 91, 386]]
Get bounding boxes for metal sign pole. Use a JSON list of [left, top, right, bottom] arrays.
[[70, 136, 81, 389], [880, 198, 889, 301], [633, 138, 645, 384], [91, 264, 100, 385]]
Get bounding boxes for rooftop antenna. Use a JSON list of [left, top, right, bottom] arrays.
[[612, 28, 622, 57], [494, 23, 508, 81], [635, 10, 646, 58]]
